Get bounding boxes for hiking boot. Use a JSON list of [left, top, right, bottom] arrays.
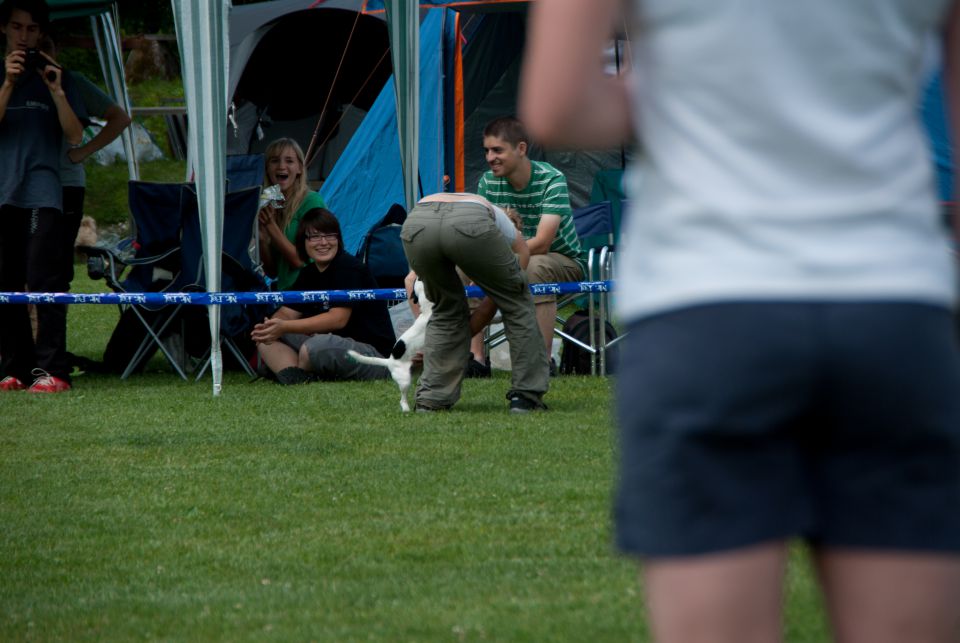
[[509, 395, 547, 414], [0, 376, 26, 391], [28, 371, 71, 394], [464, 353, 491, 379]]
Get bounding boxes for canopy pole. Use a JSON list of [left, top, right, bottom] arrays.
[[385, 1, 420, 212], [91, 6, 139, 180]]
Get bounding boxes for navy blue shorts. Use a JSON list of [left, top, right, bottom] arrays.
[[615, 302, 960, 557]]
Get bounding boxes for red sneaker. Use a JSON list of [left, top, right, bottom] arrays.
[[28, 372, 71, 394], [0, 376, 26, 391]]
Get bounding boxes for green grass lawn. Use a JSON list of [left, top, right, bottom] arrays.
[[0, 274, 831, 641]]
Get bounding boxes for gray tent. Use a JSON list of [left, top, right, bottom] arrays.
[[226, 0, 392, 183]]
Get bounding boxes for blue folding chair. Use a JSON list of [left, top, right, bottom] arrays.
[[177, 185, 266, 380], [226, 153, 265, 190], [557, 201, 620, 375], [80, 181, 193, 379], [482, 202, 620, 375]]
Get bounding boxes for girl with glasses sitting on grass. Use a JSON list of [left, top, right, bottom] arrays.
[[251, 208, 396, 385]]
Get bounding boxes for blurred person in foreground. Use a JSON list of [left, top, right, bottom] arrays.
[[521, 1, 960, 643]]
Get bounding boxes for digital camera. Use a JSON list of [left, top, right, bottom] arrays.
[[22, 48, 60, 83]]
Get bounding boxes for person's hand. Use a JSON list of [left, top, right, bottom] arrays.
[[250, 316, 285, 344], [38, 52, 63, 94], [3, 50, 25, 86], [404, 270, 418, 298], [258, 204, 276, 226], [505, 208, 523, 232], [404, 270, 421, 317]]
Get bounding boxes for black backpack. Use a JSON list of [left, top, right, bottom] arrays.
[[559, 309, 618, 375], [357, 203, 409, 289]]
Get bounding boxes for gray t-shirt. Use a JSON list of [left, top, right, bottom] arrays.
[[60, 73, 116, 188], [0, 71, 86, 211]]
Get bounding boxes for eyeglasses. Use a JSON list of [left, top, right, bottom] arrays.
[[306, 232, 339, 244]]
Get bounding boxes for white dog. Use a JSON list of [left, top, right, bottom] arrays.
[[348, 279, 433, 412]]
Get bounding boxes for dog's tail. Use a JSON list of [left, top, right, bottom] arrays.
[[346, 349, 393, 368]]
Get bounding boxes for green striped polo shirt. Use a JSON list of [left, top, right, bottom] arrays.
[[477, 161, 583, 267]]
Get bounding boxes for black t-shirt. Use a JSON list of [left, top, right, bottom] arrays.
[[287, 251, 396, 357]]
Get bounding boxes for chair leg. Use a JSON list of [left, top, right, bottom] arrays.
[[121, 306, 189, 380], [224, 336, 258, 379]]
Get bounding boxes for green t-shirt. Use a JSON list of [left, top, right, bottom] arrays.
[[477, 160, 582, 268], [276, 190, 326, 290]]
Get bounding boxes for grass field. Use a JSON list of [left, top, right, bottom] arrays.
[[0, 274, 831, 641]]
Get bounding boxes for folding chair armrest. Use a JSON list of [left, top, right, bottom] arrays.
[[221, 253, 271, 291], [124, 245, 180, 267], [79, 243, 133, 287]]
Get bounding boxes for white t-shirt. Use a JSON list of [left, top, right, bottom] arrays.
[[419, 193, 517, 242], [618, 0, 957, 321]]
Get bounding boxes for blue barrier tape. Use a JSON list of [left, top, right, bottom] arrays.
[[0, 280, 613, 305]]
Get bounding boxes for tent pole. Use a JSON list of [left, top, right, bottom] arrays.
[[92, 6, 139, 181]]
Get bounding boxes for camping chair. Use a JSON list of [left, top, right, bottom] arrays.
[[80, 180, 193, 379], [557, 201, 621, 375], [483, 201, 620, 375], [226, 153, 265, 190], [175, 184, 266, 381]]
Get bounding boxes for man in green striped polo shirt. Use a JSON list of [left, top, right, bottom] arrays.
[[477, 116, 584, 371]]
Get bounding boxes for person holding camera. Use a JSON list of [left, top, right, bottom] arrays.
[[0, 0, 86, 393], [257, 138, 327, 291]]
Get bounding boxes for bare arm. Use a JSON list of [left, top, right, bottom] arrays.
[[470, 298, 497, 336], [945, 1, 960, 242], [513, 230, 530, 269], [68, 103, 131, 164], [0, 51, 22, 124], [528, 214, 560, 255], [44, 60, 83, 146], [404, 270, 421, 317], [250, 305, 351, 343], [259, 205, 304, 269], [277, 306, 351, 335], [520, 0, 632, 148]]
